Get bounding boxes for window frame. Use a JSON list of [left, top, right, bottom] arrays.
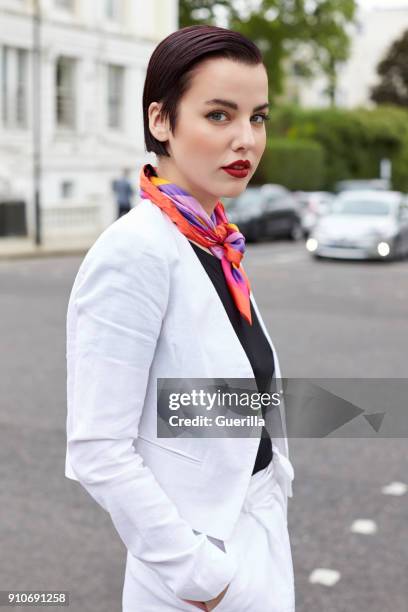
[[106, 63, 125, 131], [55, 55, 77, 130], [1, 45, 29, 129]]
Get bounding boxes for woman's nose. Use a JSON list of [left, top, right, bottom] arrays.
[[231, 121, 256, 150]]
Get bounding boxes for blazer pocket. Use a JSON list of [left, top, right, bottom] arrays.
[[136, 435, 203, 465]]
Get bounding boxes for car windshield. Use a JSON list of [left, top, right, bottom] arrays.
[[331, 199, 392, 216]]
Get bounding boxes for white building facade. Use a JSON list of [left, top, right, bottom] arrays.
[[0, 0, 178, 247], [289, 5, 408, 109]]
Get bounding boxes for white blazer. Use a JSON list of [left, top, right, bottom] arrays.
[[65, 196, 294, 602]]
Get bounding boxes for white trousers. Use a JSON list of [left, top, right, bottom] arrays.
[[122, 456, 295, 611]]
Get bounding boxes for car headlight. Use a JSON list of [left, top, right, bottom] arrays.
[[377, 242, 391, 257], [306, 237, 318, 252]]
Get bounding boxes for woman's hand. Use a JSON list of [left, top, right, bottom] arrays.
[[182, 583, 229, 610], [182, 601, 207, 610], [204, 583, 230, 610]]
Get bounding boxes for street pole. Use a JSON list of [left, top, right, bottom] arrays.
[[32, 0, 42, 245]]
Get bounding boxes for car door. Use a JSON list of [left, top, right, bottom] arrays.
[[263, 189, 292, 238]]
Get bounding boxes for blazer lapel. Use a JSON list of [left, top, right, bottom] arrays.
[[153, 202, 292, 472], [164, 212, 255, 379]]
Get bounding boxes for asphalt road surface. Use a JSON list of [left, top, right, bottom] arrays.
[[0, 238, 406, 612]]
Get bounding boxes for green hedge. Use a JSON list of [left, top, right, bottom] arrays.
[[252, 138, 325, 190], [259, 105, 408, 192]]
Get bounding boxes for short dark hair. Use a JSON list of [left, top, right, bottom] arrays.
[[142, 25, 264, 157]]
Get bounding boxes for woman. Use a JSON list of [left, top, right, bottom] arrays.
[[65, 25, 295, 612]]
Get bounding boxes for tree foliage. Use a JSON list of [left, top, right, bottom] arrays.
[[179, 0, 357, 102], [178, 0, 239, 27], [371, 29, 408, 107], [264, 104, 408, 191]]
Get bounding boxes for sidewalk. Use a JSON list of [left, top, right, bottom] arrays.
[[0, 237, 89, 260]]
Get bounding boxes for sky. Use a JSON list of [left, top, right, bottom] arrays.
[[358, 0, 408, 8], [221, 1, 408, 28]]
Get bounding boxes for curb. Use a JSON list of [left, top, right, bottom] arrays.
[[0, 244, 88, 261]]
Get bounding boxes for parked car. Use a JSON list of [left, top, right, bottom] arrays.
[[293, 191, 334, 237], [225, 185, 303, 242], [306, 190, 408, 261], [334, 179, 391, 193]]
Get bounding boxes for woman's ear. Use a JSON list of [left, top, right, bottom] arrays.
[[148, 102, 170, 144]]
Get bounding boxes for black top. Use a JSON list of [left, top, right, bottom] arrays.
[[188, 241, 274, 475]]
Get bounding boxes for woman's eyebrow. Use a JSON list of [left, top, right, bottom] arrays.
[[204, 98, 269, 112]]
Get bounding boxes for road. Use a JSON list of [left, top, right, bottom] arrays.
[[0, 239, 406, 612]]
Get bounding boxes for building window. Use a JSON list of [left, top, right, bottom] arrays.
[[56, 57, 76, 128], [61, 180, 74, 198], [55, 0, 74, 10], [1, 46, 28, 128], [105, 0, 121, 21], [107, 64, 124, 129]]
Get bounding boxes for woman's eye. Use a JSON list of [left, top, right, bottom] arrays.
[[252, 114, 270, 124], [207, 111, 228, 122], [206, 111, 270, 124]]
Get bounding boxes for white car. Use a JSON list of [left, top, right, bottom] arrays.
[[306, 190, 408, 261]]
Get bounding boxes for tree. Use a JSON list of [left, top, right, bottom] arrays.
[[179, 0, 357, 104], [371, 29, 408, 107], [178, 0, 239, 27]]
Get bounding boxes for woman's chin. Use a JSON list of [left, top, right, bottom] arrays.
[[223, 182, 250, 198]]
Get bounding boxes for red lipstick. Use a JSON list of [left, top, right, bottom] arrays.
[[221, 159, 251, 178]]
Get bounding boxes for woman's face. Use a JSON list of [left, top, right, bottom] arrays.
[[149, 57, 269, 215]]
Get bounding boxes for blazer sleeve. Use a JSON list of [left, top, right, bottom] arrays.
[[66, 229, 238, 602]]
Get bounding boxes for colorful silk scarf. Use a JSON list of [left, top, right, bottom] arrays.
[[139, 163, 252, 325]]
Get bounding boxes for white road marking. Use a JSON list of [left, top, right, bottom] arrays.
[[272, 253, 309, 263], [381, 481, 407, 496], [309, 568, 341, 586], [350, 519, 378, 534]]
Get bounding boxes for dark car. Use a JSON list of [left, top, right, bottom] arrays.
[[225, 185, 303, 243]]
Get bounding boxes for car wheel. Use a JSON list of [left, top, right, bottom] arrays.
[[288, 221, 303, 241], [248, 223, 259, 243], [244, 224, 258, 243], [252, 227, 260, 243], [246, 234, 258, 244]]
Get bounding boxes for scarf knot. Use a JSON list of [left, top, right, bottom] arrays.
[[214, 223, 228, 242], [224, 243, 242, 266], [212, 222, 246, 269], [139, 164, 252, 325]]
